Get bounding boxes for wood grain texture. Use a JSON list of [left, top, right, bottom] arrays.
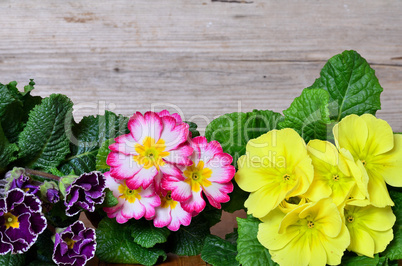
[[0, 0, 401, 132]]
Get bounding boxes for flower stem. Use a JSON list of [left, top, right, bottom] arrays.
[[24, 169, 61, 182]]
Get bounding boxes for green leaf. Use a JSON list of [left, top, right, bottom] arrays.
[[199, 202, 222, 228], [185, 121, 200, 138], [58, 111, 128, 175], [381, 190, 402, 261], [308, 50, 383, 121], [236, 215, 277, 266], [17, 94, 73, 170], [45, 201, 80, 228], [34, 229, 54, 263], [279, 88, 332, 143], [0, 123, 18, 172], [0, 253, 26, 266], [131, 219, 171, 248], [96, 217, 166, 265], [205, 109, 283, 168], [225, 228, 238, 246], [0, 81, 24, 143], [201, 235, 238, 266], [341, 253, 379, 265], [103, 188, 118, 207], [167, 214, 211, 256], [95, 138, 114, 173]]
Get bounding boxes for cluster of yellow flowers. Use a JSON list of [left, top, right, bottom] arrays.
[[236, 114, 402, 266]]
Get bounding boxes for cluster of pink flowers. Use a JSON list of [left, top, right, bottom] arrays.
[[103, 110, 235, 231]]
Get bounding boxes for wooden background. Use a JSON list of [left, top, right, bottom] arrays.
[[0, 0, 401, 264]]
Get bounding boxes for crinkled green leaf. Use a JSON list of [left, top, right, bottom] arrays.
[[225, 228, 238, 246], [0, 81, 24, 143], [167, 214, 211, 256], [341, 253, 379, 265], [201, 235, 238, 266], [381, 190, 402, 261], [236, 215, 277, 266], [34, 229, 54, 263], [279, 88, 332, 142], [103, 188, 118, 207], [200, 202, 222, 227], [17, 94, 73, 170], [58, 111, 128, 175], [96, 217, 166, 265], [308, 50, 383, 121], [131, 219, 171, 248], [0, 123, 18, 172], [45, 201, 79, 228], [185, 121, 200, 138], [95, 138, 114, 173], [205, 110, 283, 168], [0, 253, 26, 266]]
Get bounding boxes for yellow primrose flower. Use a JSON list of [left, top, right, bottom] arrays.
[[258, 198, 350, 266], [344, 200, 395, 257], [235, 128, 314, 218], [304, 140, 368, 206], [333, 114, 402, 207]]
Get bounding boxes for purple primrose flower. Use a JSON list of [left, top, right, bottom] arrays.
[[64, 172, 106, 216], [0, 188, 47, 254], [52, 220, 96, 266], [47, 188, 60, 204], [6, 168, 39, 195]]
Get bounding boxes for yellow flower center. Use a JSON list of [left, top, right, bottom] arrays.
[[184, 161, 212, 192], [347, 216, 354, 223], [333, 174, 339, 181], [3, 212, 19, 229], [133, 137, 170, 170], [283, 174, 291, 181], [64, 238, 76, 249], [160, 191, 178, 209], [307, 221, 315, 229], [118, 181, 142, 203]]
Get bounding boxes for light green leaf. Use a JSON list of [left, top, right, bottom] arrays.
[[201, 235, 239, 266], [205, 110, 283, 168], [279, 88, 332, 142], [17, 94, 73, 170], [381, 190, 402, 261], [131, 219, 171, 248], [95, 138, 114, 173], [96, 217, 166, 265], [308, 50, 383, 121], [0, 123, 18, 173], [58, 111, 128, 175], [236, 215, 277, 266], [103, 188, 118, 207], [167, 214, 211, 256]]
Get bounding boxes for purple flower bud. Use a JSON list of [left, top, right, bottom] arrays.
[[64, 172, 106, 217], [0, 189, 47, 254], [6, 168, 39, 195], [52, 220, 96, 266], [47, 188, 60, 204]]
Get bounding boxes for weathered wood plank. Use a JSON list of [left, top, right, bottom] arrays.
[[0, 0, 401, 133]]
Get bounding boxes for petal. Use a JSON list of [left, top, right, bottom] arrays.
[[163, 145, 193, 166], [368, 227, 394, 254], [205, 154, 235, 183], [245, 183, 288, 218], [333, 114, 368, 159], [139, 196, 159, 219], [359, 205, 395, 232], [347, 225, 375, 257], [162, 177, 192, 202], [203, 182, 233, 209], [168, 203, 192, 231], [153, 205, 171, 228], [128, 112, 163, 143], [160, 117, 189, 151], [366, 169, 394, 207], [360, 114, 394, 156], [307, 139, 339, 167], [309, 231, 328, 266], [270, 233, 310, 266], [122, 200, 145, 220], [159, 163, 182, 178], [372, 134, 402, 187], [125, 166, 158, 190], [321, 224, 350, 265], [108, 152, 142, 179], [195, 137, 224, 164], [181, 190, 206, 213], [109, 134, 139, 155], [257, 208, 291, 250]]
